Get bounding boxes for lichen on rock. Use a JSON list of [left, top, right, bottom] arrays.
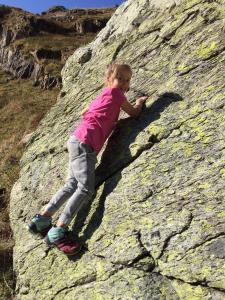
[[10, 0, 225, 299]]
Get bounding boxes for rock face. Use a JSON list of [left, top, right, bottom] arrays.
[[10, 0, 225, 299]]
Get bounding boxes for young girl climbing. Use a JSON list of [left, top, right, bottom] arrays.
[[27, 62, 148, 255]]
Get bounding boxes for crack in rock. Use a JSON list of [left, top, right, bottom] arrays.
[[50, 275, 97, 300], [161, 10, 199, 42], [154, 271, 225, 293], [157, 212, 193, 260], [176, 232, 225, 262]]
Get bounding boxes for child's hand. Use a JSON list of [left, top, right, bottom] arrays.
[[81, 106, 88, 116], [136, 96, 148, 105]]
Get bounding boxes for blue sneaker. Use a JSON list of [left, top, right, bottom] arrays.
[[27, 214, 52, 237]]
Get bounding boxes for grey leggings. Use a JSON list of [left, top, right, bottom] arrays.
[[45, 135, 97, 225]]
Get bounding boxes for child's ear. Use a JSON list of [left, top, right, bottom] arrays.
[[106, 75, 114, 86]]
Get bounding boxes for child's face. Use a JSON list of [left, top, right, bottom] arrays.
[[108, 70, 132, 93]]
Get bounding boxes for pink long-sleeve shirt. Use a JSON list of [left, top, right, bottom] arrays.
[[74, 87, 126, 153]]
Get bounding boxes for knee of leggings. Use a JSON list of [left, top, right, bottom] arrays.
[[79, 186, 95, 198], [64, 179, 77, 191]]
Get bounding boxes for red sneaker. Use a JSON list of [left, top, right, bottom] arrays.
[[45, 227, 81, 256], [54, 236, 81, 255]]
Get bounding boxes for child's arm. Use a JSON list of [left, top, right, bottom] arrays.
[[121, 96, 148, 118]]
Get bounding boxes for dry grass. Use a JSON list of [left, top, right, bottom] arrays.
[[13, 32, 96, 51], [0, 242, 14, 299], [0, 69, 59, 297]]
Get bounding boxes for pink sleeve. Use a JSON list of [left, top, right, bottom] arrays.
[[112, 88, 127, 105]]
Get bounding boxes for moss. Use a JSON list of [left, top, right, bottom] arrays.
[[204, 205, 214, 213]]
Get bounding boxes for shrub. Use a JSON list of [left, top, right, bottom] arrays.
[[0, 5, 11, 14]]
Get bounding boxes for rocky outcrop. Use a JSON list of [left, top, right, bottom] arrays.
[[0, 45, 35, 78], [74, 18, 109, 34], [0, 6, 114, 88], [10, 0, 225, 299], [44, 8, 115, 34]]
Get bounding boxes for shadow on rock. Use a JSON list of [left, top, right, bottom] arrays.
[[70, 92, 183, 258]]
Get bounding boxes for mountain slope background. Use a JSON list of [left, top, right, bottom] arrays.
[[0, 5, 114, 298]]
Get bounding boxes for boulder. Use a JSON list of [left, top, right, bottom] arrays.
[[10, 0, 225, 299]]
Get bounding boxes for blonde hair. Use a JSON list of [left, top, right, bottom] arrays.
[[105, 62, 132, 85]]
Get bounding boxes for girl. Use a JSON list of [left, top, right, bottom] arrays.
[[27, 62, 148, 255]]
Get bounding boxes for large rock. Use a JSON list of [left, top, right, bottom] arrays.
[[0, 45, 35, 78], [10, 0, 225, 299]]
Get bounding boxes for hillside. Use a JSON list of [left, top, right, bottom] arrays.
[[0, 5, 114, 298], [0, 5, 115, 84]]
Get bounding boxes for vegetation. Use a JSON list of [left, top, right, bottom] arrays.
[[12, 32, 96, 76], [0, 69, 59, 297], [0, 5, 11, 16], [13, 32, 96, 52]]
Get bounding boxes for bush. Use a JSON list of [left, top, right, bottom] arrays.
[[0, 5, 11, 14], [46, 6, 66, 13]]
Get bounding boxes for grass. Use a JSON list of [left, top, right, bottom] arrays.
[[13, 32, 96, 53], [0, 69, 59, 185], [0, 240, 14, 299], [0, 69, 59, 297]]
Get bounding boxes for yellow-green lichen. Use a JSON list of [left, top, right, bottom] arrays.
[[197, 41, 217, 59], [199, 220, 213, 232], [217, 211, 225, 218], [172, 280, 210, 300], [219, 168, 225, 178], [177, 63, 191, 72], [171, 141, 193, 157], [178, 100, 188, 110], [167, 250, 179, 262], [198, 182, 211, 189], [147, 123, 165, 137]]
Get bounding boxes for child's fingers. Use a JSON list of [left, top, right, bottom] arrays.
[[138, 96, 148, 101]]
